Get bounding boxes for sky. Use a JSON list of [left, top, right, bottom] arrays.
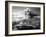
[[12, 6, 40, 22]]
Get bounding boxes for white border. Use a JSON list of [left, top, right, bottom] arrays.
[[8, 2, 44, 34]]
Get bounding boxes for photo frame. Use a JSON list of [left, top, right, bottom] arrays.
[[5, 1, 45, 36]]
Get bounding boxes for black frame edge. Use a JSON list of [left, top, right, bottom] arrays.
[[5, 1, 45, 4], [43, 3, 45, 34], [5, 1, 8, 36]]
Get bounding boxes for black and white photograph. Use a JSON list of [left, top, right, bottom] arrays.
[[12, 7, 40, 30], [5, 1, 45, 36]]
